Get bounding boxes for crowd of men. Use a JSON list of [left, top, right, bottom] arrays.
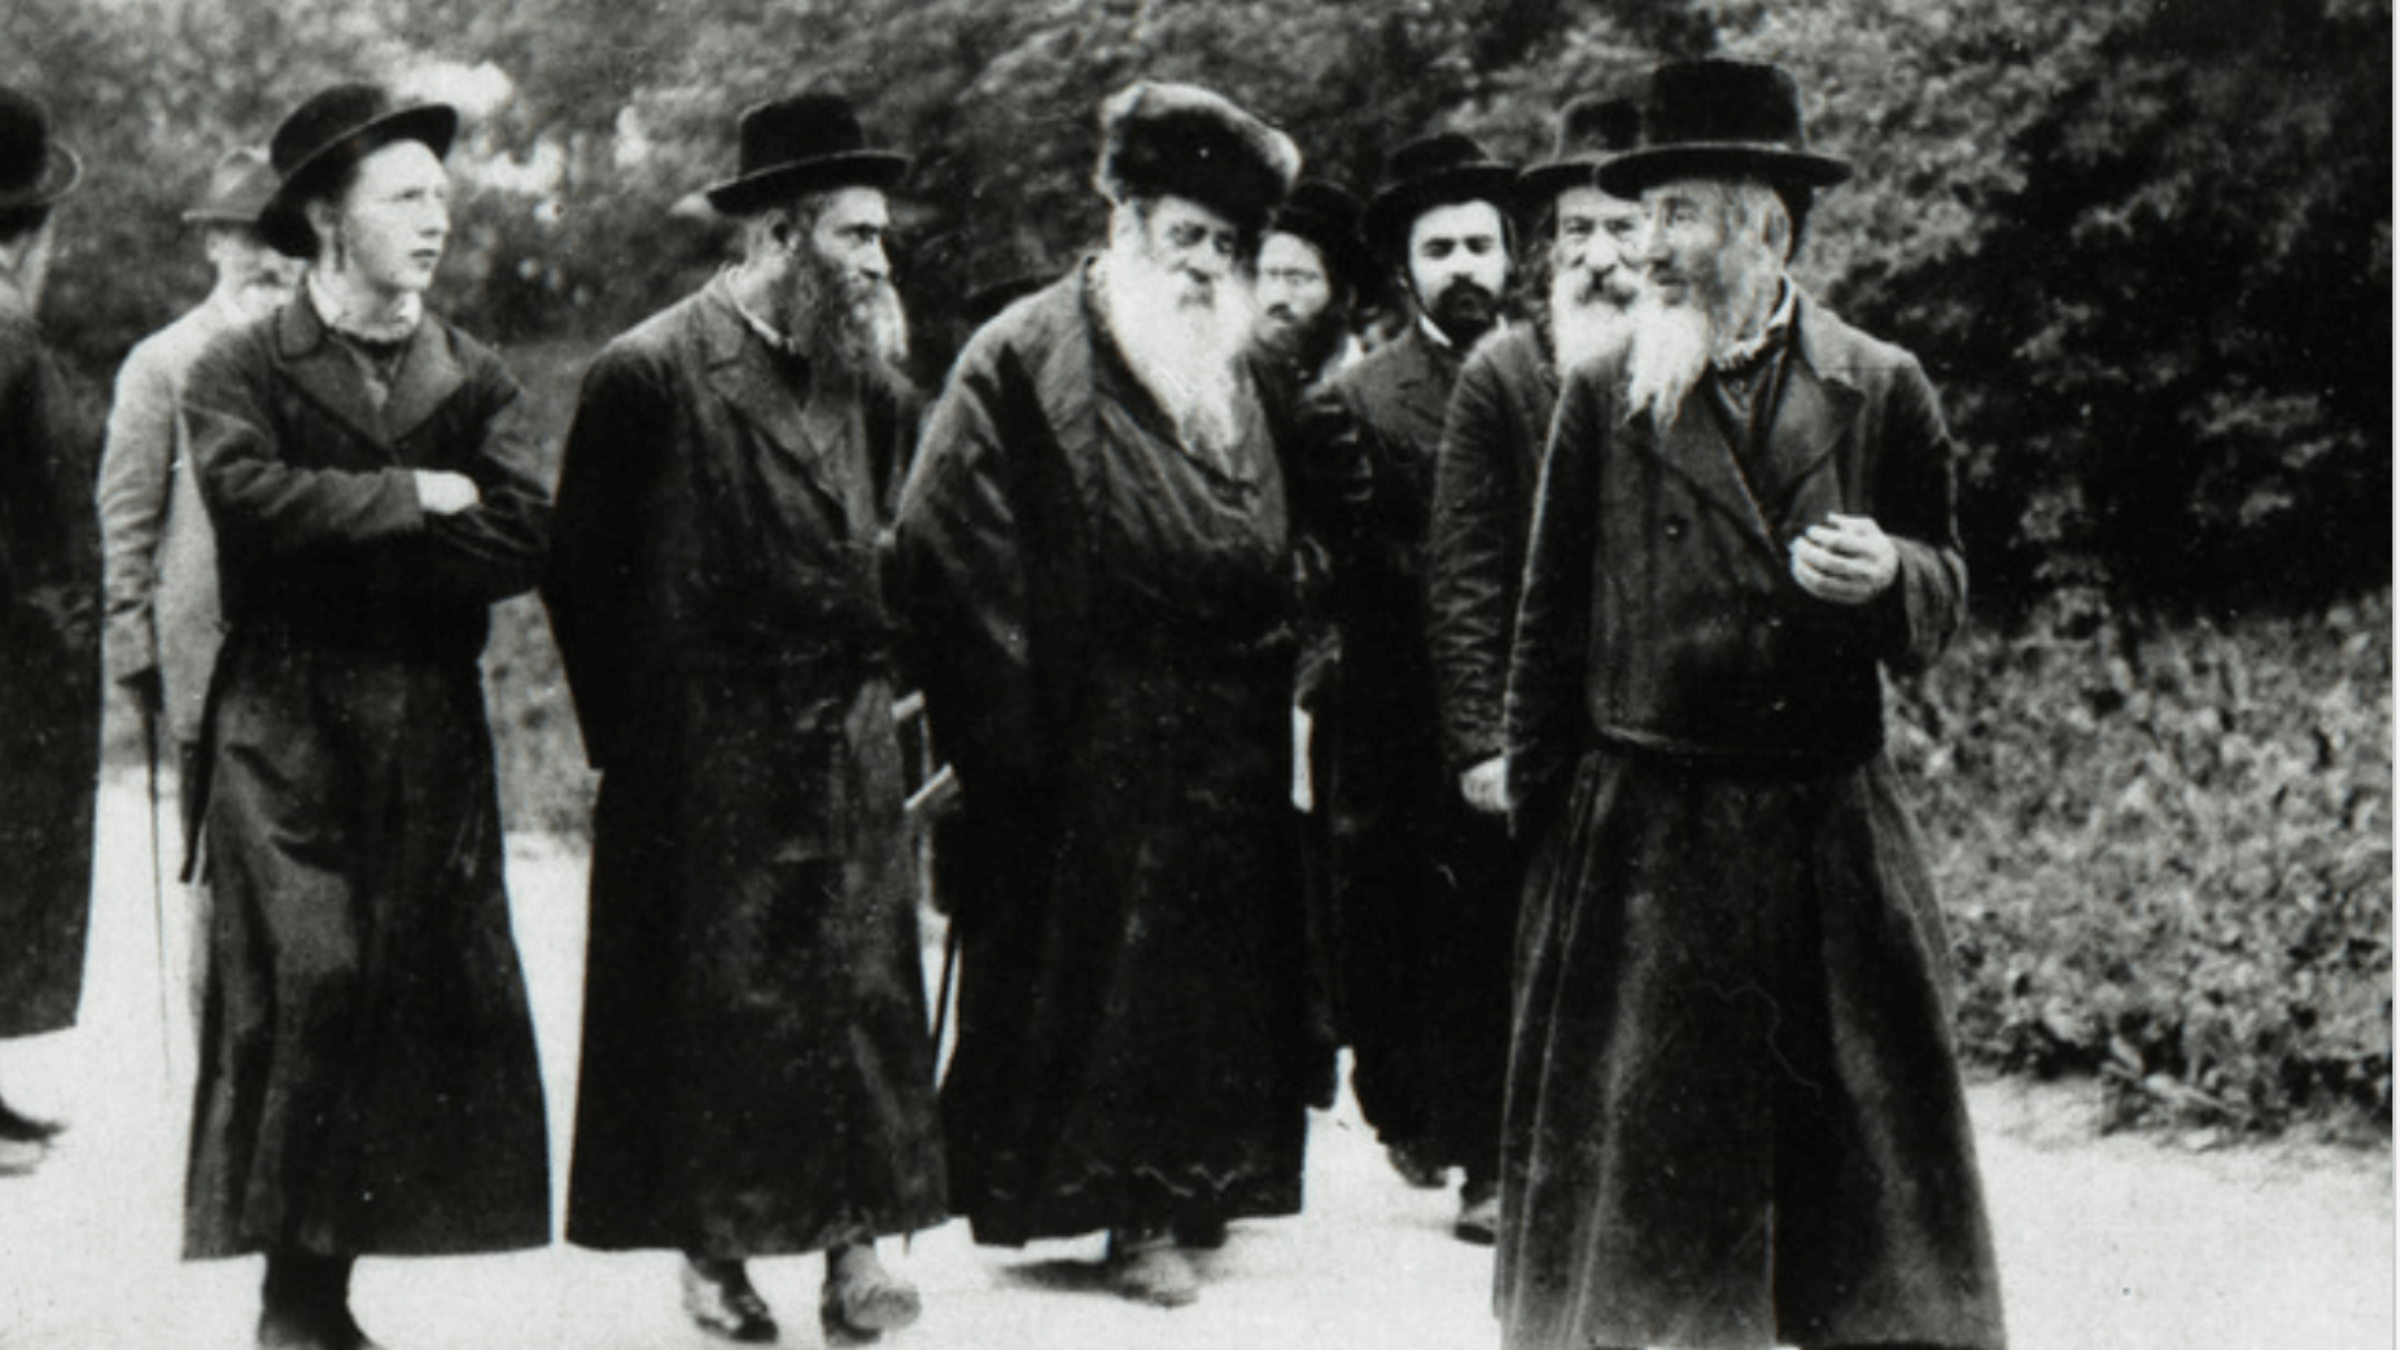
[[0, 58, 2006, 1350]]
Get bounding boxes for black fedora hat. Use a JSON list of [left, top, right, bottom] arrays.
[[1362, 132, 1517, 264], [258, 84, 458, 258], [0, 87, 82, 212], [183, 146, 279, 228], [703, 93, 909, 217], [1596, 59, 1849, 199], [1515, 88, 1645, 210], [1266, 178, 1375, 298], [962, 232, 1064, 326]]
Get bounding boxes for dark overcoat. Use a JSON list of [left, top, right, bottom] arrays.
[[181, 297, 552, 1259], [1425, 324, 1554, 775], [0, 286, 98, 1039], [1316, 320, 1517, 1173], [1498, 291, 2005, 1350], [892, 266, 1324, 1245], [544, 282, 946, 1256]]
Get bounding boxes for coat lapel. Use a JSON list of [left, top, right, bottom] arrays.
[[383, 318, 467, 446], [1636, 398, 1783, 557], [274, 300, 393, 455], [1750, 308, 1860, 517], [697, 286, 853, 527]]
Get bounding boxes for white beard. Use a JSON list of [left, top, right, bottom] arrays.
[[1621, 290, 1715, 430], [1098, 231, 1259, 461], [1547, 264, 1637, 381]]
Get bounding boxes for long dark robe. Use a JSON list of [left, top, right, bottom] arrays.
[[181, 298, 552, 1258], [1498, 293, 2004, 1350], [893, 267, 1320, 1245], [545, 283, 945, 1255]]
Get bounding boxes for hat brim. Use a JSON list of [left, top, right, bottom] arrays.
[[0, 143, 83, 212], [258, 103, 460, 258], [703, 150, 910, 216], [1513, 157, 1614, 214], [1596, 143, 1851, 198], [1363, 163, 1519, 262]]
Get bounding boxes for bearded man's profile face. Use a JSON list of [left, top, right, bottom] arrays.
[[1621, 176, 1787, 428], [784, 185, 909, 382]]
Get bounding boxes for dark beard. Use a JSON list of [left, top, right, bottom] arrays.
[[1260, 304, 1347, 381], [791, 247, 908, 386], [1424, 277, 1500, 346]]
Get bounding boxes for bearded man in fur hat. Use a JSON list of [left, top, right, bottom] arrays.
[[545, 91, 944, 1347], [894, 80, 1342, 1309], [1501, 59, 2006, 1350]]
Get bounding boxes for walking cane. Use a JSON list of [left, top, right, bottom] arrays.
[[141, 705, 172, 1080]]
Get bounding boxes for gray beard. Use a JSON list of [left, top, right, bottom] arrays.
[[1099, 236, 1258, 460], [1547, 265, 1637, 380], [792, 252, 910, 386], [1622, 292, 1715, 430]]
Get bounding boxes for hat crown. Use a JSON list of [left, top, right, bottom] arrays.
[[1549, 95, 1643, 162], [271, 84, 405, 177], [1646, 59, 1813, 153], [1278, 178, 1363, 235], [190, 146, 278, 225], [735, 93, 874, 180], [1381, 132, 1502, 191], [0, 88, 56, 200]]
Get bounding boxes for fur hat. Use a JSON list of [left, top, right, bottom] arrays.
[[1516, 87, 1646, 211], [258, 84, 457, 258], [1361, 132, 1516, 263], [0, 87, 81, 212], [183, 147, 279, 228], [1596, 59, 1849, 199], [1093, 80, 1301, 234], [703, 92, 909, 216]]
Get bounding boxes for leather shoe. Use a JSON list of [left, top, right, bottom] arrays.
[[1454, 1180, 1500, 1245], [1384, 1140, 1447, 1190], [1106, 1231, 1199, 1308], [820, 1247, 920, 1346], [0, 1099, 63, 1144], [682, 1259, 777, 1343]]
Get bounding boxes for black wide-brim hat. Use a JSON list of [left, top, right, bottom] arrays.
[[183, 146, 280, 228], [0, 87, 83, 212], [1597, 59, 1849, 200], [1515, 89, 1645, 210], [1267, 178, 1375, 298], [704, 93, 909, 217], [258, 84, 458, 258], [1362, 132, 1517, 264]]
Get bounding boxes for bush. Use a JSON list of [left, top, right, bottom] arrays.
[[1892, 591, 2393, 1138]]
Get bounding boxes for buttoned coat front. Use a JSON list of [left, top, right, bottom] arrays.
[[544, 283, 946, 1255], [181, 297, 553, 1259], [1498, 292, 2003, 1350]]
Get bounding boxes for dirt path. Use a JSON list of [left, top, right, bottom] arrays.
[[0, 778, 2386, 1349]]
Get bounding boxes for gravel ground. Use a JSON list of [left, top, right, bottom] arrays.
[[0, 775, 2387, 1349]]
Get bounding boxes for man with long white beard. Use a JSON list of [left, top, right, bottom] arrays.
[[1316, 130, 1522, 1242], [895, 81, 1337, 1309], [1428, 89, 1645, 820], [545, 92, 944, 1346], [1501, 59, 2005, 1350]]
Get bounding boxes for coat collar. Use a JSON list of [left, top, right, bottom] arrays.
[[273, 291, 464, 450], [695, 276, 860, 523], [1633, 287, 1864, 558]]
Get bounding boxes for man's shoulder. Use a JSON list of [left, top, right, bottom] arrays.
[[1794, 294, 1925, 388], [124, 305, 230, 377], [1462, 324, 1546, 384], [962, 269, 1086, 366]]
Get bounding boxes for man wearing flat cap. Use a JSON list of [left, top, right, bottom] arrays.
[[1314, 129, 1522, 1243], [546, 90, 943, 1346], [96, 148, 301, 1051], [179, 83, 554, 1350], [0, 84, 97, 1178], [1501, 58, 2006, 1350], [895, 79, 1341, 1308], [1428, 89, 1646, 818]]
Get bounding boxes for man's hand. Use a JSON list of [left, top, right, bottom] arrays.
[[1459, 756, 1510, 814], [413, 470, 482, 516], [1790, 512, 1898, 605]]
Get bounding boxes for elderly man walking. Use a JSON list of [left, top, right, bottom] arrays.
[[895, 80, 1340, 1308], [180, 83, 554, 1350], [1501, 59, 2006, 1350], [546, 91, 945, 1347], [0, 86, 97, 1176]]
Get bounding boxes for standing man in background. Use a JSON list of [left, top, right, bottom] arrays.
[[96, 147, 300, 1056], [1500, 58, 2005, 1350], [0, 85, 96, 1177], [1428, 88, 1645, 820], [1317, 129, 1520, 1242], [547, 90, 944, 1348], [181, 83, 554, 1350]]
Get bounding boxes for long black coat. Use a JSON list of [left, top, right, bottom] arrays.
[[181, 298, 552, 1259], [0, 287, 98, 1039], [544, 283, 945, 1255], [1499, 292, 2004, 1350], [893, 267, 1326, 1245]]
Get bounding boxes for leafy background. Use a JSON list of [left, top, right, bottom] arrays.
[[5, 0, 2387, 1138]]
